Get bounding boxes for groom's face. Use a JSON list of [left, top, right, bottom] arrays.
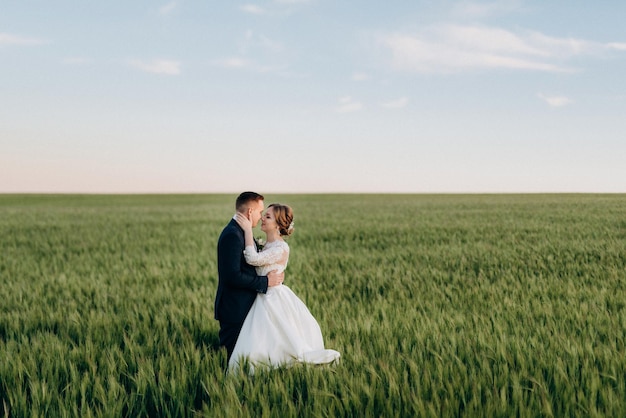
[[249, 200, 265, 227]]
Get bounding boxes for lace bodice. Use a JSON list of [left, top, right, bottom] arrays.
[[243, 240, 290, 276]]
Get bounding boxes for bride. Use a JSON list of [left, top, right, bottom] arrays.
[[228, 203, 340, 373]]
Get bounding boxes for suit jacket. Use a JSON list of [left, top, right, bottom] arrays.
[[214, 218, 268, 324]]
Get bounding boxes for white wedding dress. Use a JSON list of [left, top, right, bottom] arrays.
[[228, 240, 340, 373]]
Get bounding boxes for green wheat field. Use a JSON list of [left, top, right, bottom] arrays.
[[1, 194, 625, 417]]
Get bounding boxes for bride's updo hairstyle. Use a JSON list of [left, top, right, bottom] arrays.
[[269, 203, 294, 237]]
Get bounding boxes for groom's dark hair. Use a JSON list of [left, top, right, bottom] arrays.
[[236, 191, 264, 212]]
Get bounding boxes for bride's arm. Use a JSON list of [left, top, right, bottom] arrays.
[[235, 213, 287, 267], [243, 244, 286, 267]]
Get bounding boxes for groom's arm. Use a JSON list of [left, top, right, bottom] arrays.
[[218, 229, 269, 293]]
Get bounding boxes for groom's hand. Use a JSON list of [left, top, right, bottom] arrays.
[[267, 270, 284, 287]]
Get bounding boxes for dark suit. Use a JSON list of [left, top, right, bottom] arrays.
[[214, 218, 268, 359]]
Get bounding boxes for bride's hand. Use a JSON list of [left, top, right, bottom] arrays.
[[235, 213, 252, 230]]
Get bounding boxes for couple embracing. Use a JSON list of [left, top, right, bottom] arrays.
[[214, 191, 340, 373]]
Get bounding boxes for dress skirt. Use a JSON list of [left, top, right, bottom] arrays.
[[228, 284, 340, 373]]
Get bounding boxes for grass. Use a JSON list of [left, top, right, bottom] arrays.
[[1, 193, 625, 417]]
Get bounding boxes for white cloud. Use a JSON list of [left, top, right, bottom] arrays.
[[381, 97, 409, 109], [212, 57, 251, 69], [335, 96, 363, 113], [130, 59, 181, 75], [212, 56, 298, 77], [213, 57, 288, 78], [158, 1, 178, 15], [525, 31, 597, 57], [240, 4, 267, 15], [607, 42, 626, 51], [381, 24, 625, 74], [0, 33, 49, 46], [452, 0, 522, 19], [240, 0, 309, 16], [538, 93, 573, 108], [352, 72, 371, 81], [241, 30, 283, 53], [63, 57, 92, 65], [218, 30, 288, 74]]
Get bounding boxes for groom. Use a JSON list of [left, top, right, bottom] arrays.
[[214, 191, 284, 360]]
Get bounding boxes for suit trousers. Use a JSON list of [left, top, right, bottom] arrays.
[[219, 321, 243, 360]]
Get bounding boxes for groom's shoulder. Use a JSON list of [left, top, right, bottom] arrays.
[[219, 220, 241, 240]]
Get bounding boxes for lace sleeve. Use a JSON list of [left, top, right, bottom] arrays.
[[243, 244, 287, 267]]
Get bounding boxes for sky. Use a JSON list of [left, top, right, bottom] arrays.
[[2, 0, 626, 193]]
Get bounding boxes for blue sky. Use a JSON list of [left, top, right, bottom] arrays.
[[2, 0, 625, 193]]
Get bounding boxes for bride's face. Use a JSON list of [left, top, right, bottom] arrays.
[[260, 208, 277, 233]]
